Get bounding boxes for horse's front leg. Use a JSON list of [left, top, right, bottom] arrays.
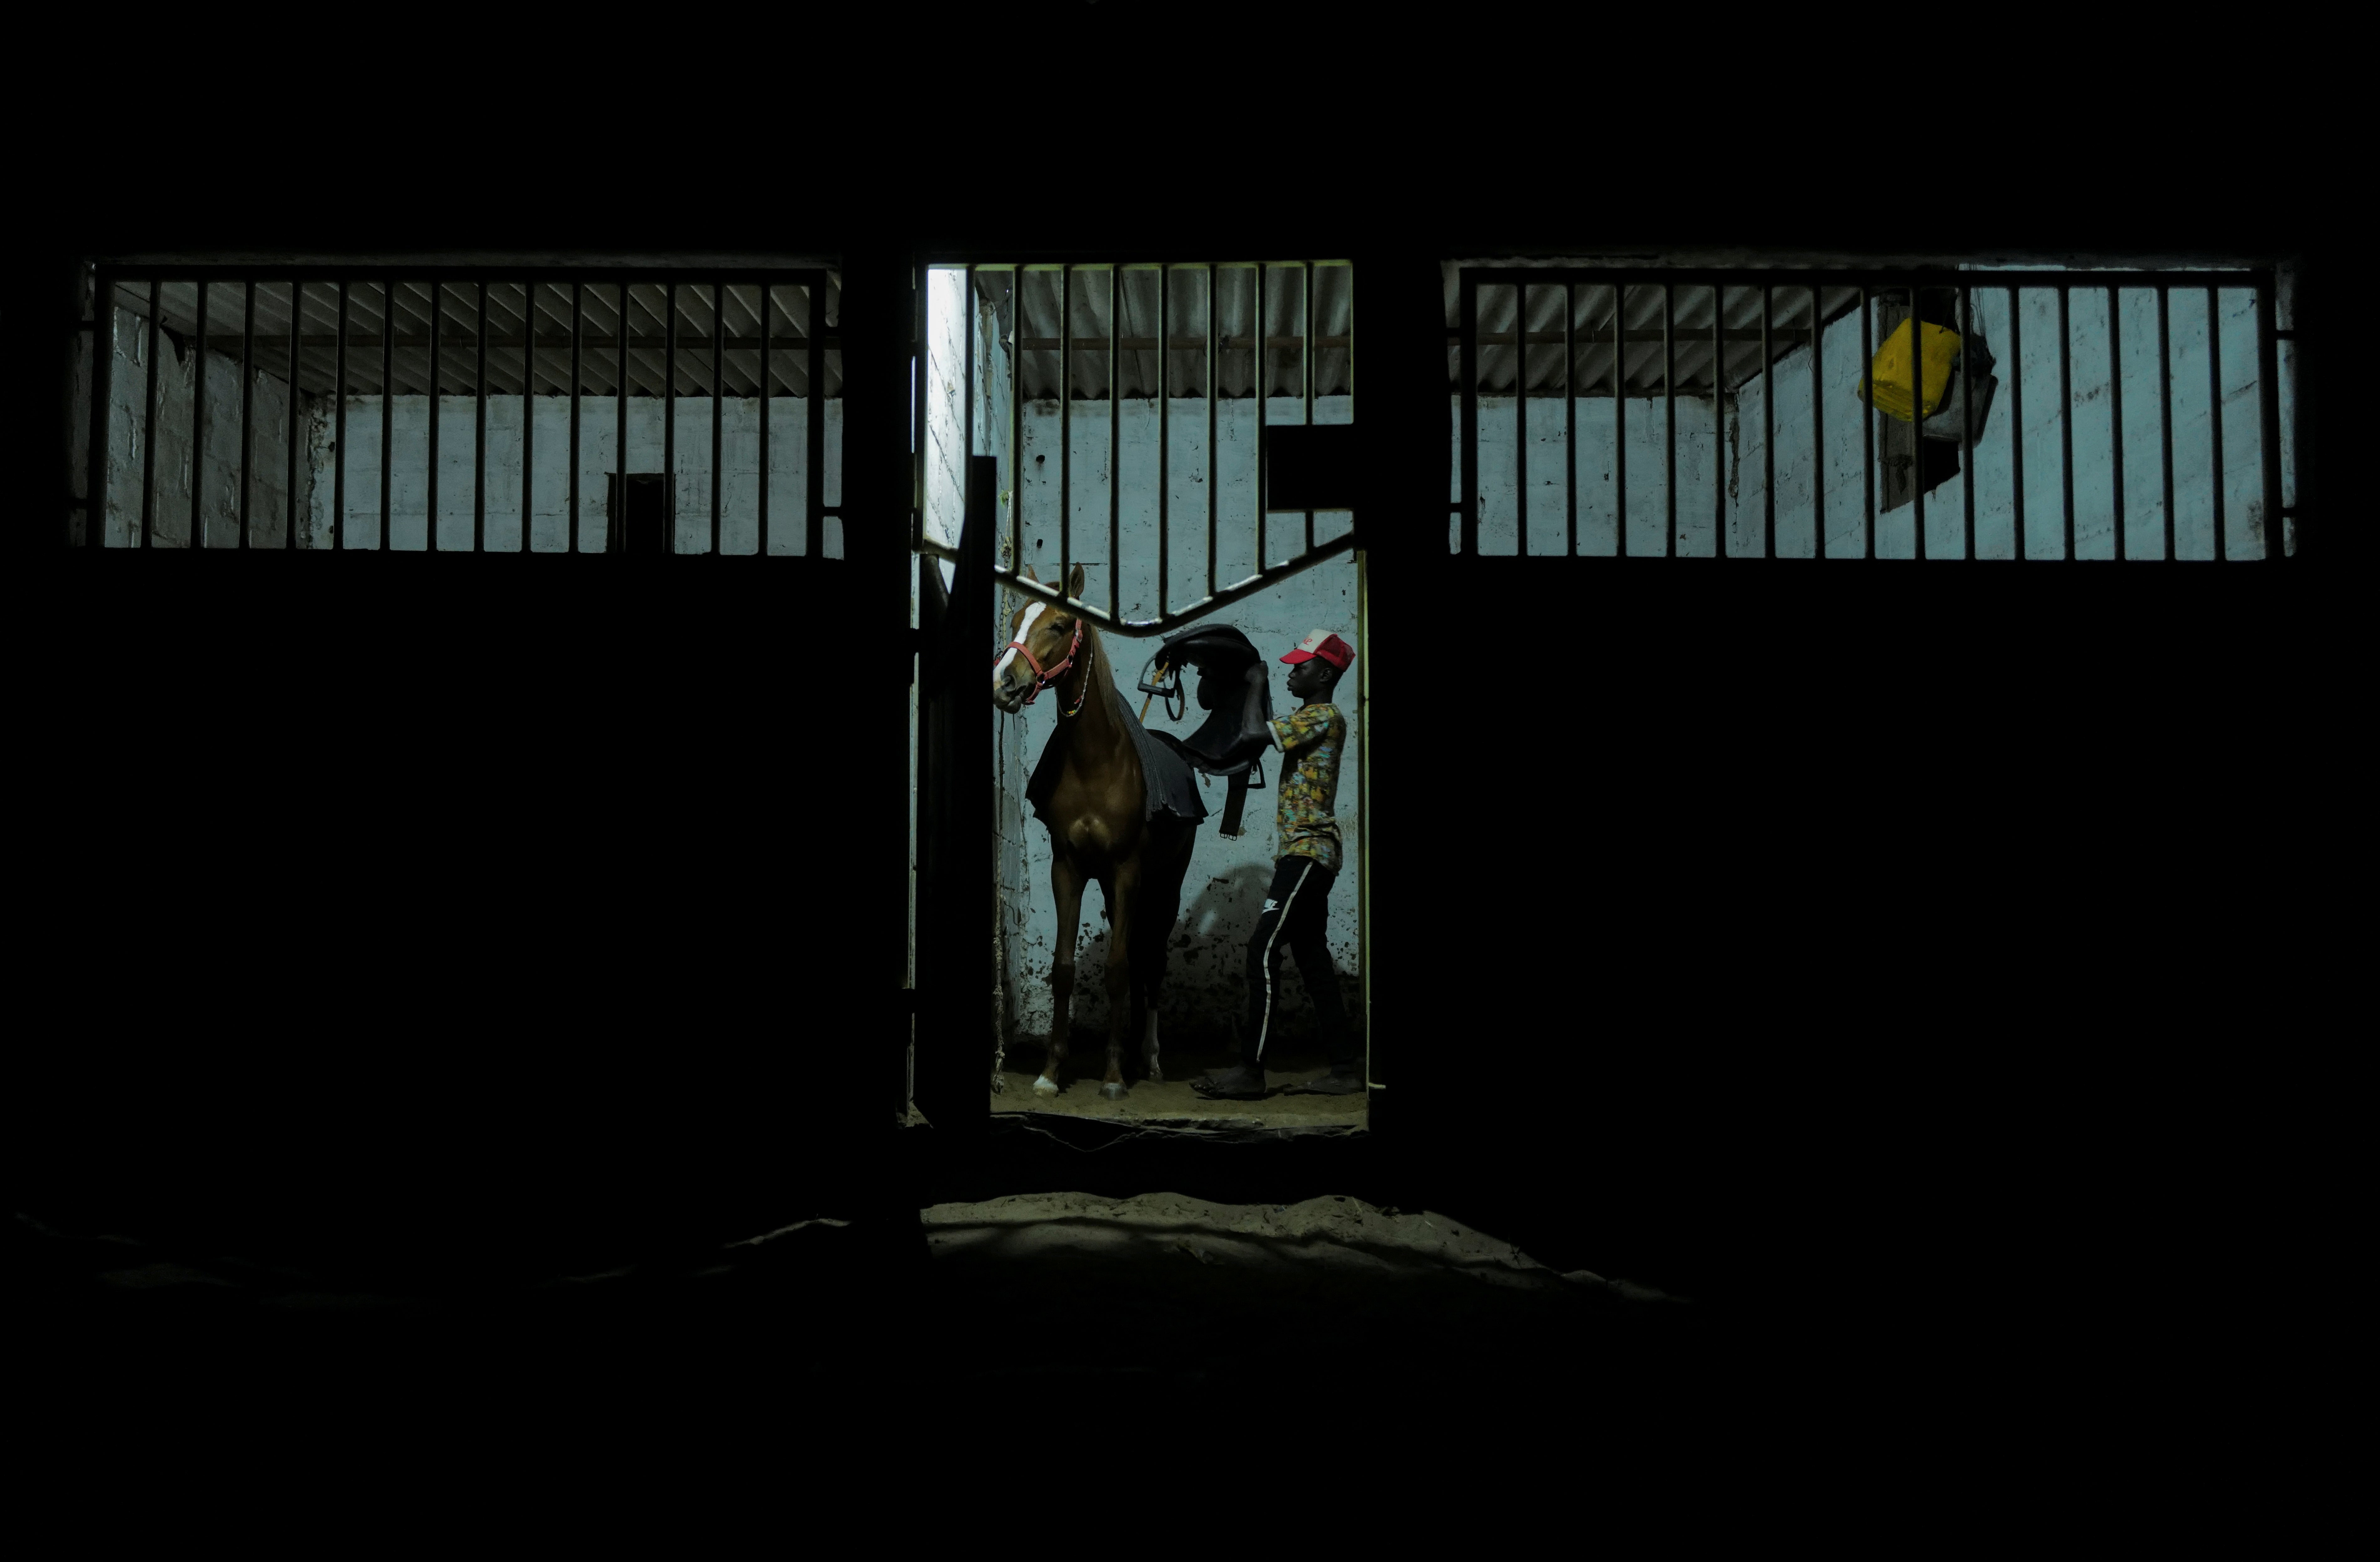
[[1099, 857, 1141, 1100], [1039, 855, 1086, 1098]]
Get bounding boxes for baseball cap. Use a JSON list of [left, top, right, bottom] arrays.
[[1281, 628, 1354, 671]]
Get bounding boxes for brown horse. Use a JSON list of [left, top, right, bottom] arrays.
[[993, 564, 1200, 1100]]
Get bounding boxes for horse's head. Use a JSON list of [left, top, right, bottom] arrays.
[[993, 563, 1088, 714]]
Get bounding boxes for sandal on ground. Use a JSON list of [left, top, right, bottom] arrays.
[[1287, 1067, 1365, 1096], [1193, 1066, 1269, 1101]]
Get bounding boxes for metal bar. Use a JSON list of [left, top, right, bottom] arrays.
[[1458, 266, 2272, 293], [2156, 286, 2174, 561], [143, 279, 163, 550], [1860, 286, 1873, 560], [1715, 285, 1725, 556], [523, 283, 538, 552], [1108, 264, 1119, 620], [1060, 264, 1071, 578], [951, 528, 1360, 638], [661, 280, 675, 555], [806, 277, 823, 559], [1613, 284, 1628, 557], [286, 281, 301, 548], [1515, 283, 1527, 553], [2256, 281, 2284, 560], [1811, 284, 1825, 559], [1459, 273, 1478, 555], [1564, 283, 1577, 557], [711, 279, 724, 555], [2206, 285, 2226, 561], [475, 280, 488, 552], [86, 268, 113, 548], [2006, 287, 2024, 561], [192, 280, 209, 549], [1303, 261, 1314, 556], [1007, 269, 1022, 575], [332, 280, 347, 551], [619, 280, 633, 553], [1255, 262, 1266, 571], [1158, 264, 1169, 616], [379, 279, 392, 551], [1913, 287, 1927, 561], [2057, 286, 2073, 561], [238, 279, 254, 549], [2105, 286, 2122, 562], [1665, 282, 1677, 558], [1206, 265, 1217, 592], [759, 279, 771, 556], [426, 281, 442, 551], [1959, 284, 1974, 560], [1758, 284, 1770, 559], [571, 281, 584, 552]]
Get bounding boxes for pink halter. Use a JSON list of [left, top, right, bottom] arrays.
[[997, 614, 1084, 707]]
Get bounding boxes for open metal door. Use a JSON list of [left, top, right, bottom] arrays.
[[911, 454, 997, 1135]]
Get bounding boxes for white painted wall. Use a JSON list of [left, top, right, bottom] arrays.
[[303, 397, 843, 555], [72, 304, 312, 548]]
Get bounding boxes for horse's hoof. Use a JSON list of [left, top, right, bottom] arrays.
[[1101, 1082, 1127, 1101], [1146, 1065, 1165, 1085], [1033, 1076, 1060, 1097]]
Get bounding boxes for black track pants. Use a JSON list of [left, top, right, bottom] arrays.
[[1242, 854, 1352, 1067]]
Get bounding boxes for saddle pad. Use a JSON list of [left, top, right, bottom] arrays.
[[1025, 684, 1210, 828]]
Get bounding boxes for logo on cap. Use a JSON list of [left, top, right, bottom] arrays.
[[1281, 629, 1354, 671]]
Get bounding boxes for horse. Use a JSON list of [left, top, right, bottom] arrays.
[[992, 563, 1202, 1100]]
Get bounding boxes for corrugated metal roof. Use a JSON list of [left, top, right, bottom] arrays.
[[1450, 278, 1866, 398], [103, 277, 839, 398], [988, 262, 1352, 401]]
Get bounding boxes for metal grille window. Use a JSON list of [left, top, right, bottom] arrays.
[[1450, 264, 2300, 561], [917, 260, 1354, 631], [73, 264, 843, 556]]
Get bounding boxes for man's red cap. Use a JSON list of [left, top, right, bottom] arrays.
[[1281, 628, 1354, 671]]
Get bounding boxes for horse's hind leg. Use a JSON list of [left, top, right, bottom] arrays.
[[1098, 859, 1140, 1100], [1039, 855, 1086, 1097], [1135, 822, 1192, 1085]]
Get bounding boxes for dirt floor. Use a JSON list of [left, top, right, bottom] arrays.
[[986, 1034, 1367, 1131]]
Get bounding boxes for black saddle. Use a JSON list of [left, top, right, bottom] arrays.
[[1139, 622, 1274, 837]]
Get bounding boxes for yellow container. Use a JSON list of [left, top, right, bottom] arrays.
[[1861, 317, 1963, 423]]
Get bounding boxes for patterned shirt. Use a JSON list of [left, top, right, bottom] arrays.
[[1266, 702, 1348, 872]]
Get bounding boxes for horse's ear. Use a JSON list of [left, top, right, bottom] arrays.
[[1018, 563, 1039, 586], [1066, 563, 1086, 600]]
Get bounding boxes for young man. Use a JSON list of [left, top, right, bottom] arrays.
[[1195, 628, 1360, 1100]]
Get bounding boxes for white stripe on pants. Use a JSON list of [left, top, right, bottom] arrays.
[[1251, 857, 1315, 1062]]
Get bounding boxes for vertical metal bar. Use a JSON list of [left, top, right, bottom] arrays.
[[1206, 265, 1217, 592], [711, 279, 724, 556], [1959, 284, 1974, 560], [1007, 269, 1022, 574], [2057, 285, 2074, 561], [1612, 283, 1627, 557], [1912, 284, 1927, 561], [1109, 264, 1119, 620], [378, 279, 391, 551], [141, 280, 163, 549], [662, 280, 675, 555], [1665, 282, 1677, 558], [1158, 263, 1169, 615], [1515, 282, 1527, 553], [2206, 285, 2226, 561], [759, 280, 772, 556], [192, 279, 209, 549], [86, 268, 113, 549], [1563, 283, 1577, 557], [2256, 279, 2284, 560], [1859, 286, 1873, 560], [1459, 273, 1478, 555], [570, 280, 584, 553], [1060, 264, 1071, 578], [1255, 262, 1267, 571], [474, 280, 488, 553], [332, 279, 346, 551], [1758, 283, 1771, 559], [619, 280, 634, 553], [1715, 284, 1726, 557], [806, 276, 823, 560], [286, 281, 301, 549], [2156, 285, 2174, 561], [1303, 260, 1314, 556], [963, 264, 977, 472], [522, 283, 537, 553], [426, 281, 441, 551], [238, 279, 255, 550], [1811, 285, 1826, 560], [2105, 286, 2123, 562], [2006, 286, 2024, 561]]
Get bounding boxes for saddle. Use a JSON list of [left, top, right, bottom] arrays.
[[1139, 622, 1274, 838]]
